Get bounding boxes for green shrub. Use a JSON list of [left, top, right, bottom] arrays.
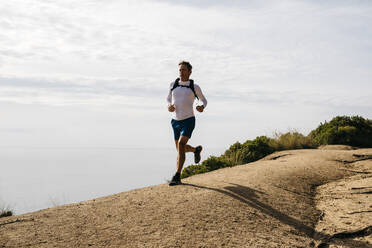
[[239, 136, 275, 163], [181, 156, 229, 179], [222, 142, 243, 165], [181, 132, 315, 179], [181, 163, 208, 179], [309, 116, 372, 147], [222, 136, 275, 166], [202, 156, 230, 171], [182, 136, 276, 179], [181, 115, 371, 179], [0, 210, 13, 218]]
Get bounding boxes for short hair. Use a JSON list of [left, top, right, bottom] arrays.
[[178, 61, 192, 71]]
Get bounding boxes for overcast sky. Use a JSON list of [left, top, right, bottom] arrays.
[[1, 0, 371, 150]]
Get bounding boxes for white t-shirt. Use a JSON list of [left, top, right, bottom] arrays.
[[166, 80, 208, 120]]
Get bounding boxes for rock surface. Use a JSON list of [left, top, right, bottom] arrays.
[[1, 146, 371, 247]]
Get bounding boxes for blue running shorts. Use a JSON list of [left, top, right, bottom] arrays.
[[171, 116, 196, 140]]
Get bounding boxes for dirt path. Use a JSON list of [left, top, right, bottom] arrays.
[[314, 149, 372, 247], [1, 147, 371, 247]]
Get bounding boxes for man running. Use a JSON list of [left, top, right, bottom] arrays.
[[167, 61, 208, 186]]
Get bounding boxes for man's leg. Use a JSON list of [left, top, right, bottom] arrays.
[[169, 136, 191, 186], [176, 136, 190, 173], [174, 138, 203, 168], [174, 140, 196, 153]]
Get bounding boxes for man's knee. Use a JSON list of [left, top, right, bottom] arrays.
[[178, 142, 186, 150], [177, 136, 189, 149]]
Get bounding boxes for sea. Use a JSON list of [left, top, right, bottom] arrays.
[[0, 146, 225, 215]]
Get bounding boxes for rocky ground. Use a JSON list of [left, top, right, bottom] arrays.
[[0, 145, 371, 247]]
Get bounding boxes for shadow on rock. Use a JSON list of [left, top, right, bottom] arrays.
[[183, 183, 371, 248]]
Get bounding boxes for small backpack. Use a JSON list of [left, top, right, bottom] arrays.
[[170, 78, 199, 100]]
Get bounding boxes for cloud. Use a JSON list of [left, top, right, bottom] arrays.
[[0, 128, 34, 134], [0, 0, 370, 118], [0, 75, 168, 108], [2, 0, 371, 85], [152, 0, 270, 9], [1, 73, 370, 120]]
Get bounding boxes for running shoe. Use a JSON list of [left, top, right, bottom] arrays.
[[194, 145, 203, 163], [169, 173, 181, 186]]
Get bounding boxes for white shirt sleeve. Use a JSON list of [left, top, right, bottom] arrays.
[[166, 82, 174, 106], [194, 84, 208, 108]]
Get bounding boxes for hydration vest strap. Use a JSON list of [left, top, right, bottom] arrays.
[[171, 78, 198, 100]]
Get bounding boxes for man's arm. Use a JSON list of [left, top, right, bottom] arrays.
[[167, 82, 175, 112], [195, 84, 207, 112]]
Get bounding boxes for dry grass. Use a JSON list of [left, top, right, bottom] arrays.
[[270, 130, 314, 150]]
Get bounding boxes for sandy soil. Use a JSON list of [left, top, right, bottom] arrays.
[[314, 149, 372, 248], [0, 146, 371, 248]]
